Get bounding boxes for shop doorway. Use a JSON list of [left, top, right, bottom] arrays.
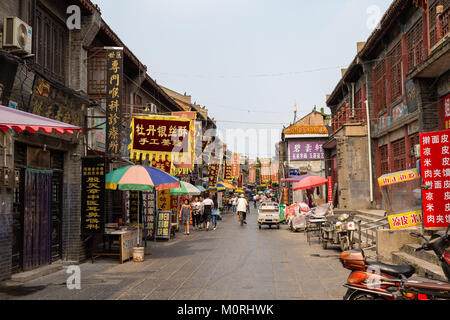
[[11, 143, 64, 273]]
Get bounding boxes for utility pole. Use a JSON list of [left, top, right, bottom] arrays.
[[293, 103, 297, 123]]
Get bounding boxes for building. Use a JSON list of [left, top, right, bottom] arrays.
[[325, 0, 450, 210], [280, 109, 330, 204]]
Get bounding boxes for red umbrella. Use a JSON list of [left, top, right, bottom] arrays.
[[293, 175, 328, 191]]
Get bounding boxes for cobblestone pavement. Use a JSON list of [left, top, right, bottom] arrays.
[[1, 207, 349, 300]]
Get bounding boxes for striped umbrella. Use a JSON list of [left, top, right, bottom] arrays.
[[171, 181, 201, 196]]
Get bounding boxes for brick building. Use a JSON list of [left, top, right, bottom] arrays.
[[325, 0, 450, 210]]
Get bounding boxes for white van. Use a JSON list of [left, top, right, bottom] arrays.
[[258, 202, 280, 229]]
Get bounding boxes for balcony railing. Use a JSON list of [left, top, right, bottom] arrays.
[[331, 105, 367, 135]]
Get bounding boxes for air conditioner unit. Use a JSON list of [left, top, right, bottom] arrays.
[[3, 17, 32, 55]]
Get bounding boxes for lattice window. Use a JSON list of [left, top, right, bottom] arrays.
[[87, 51, 107, 98], [387, 42, 402, 102], [380, 145, 389, 175], [34, 5, 67, 84], [373, 60, 386, 115], [393, 138, 406, 172], [406, 18, 425, 72], [353, 87, 366, 123], [430, 0, 450, 47], [409, 133, 420, 168]]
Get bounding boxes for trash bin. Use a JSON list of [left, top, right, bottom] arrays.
[[133, 247, 145, 262]]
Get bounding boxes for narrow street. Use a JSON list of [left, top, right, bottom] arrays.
[[1, 207, 348, 300]]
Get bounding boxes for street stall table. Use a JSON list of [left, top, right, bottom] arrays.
[[91, 227, 139, 264], [306, 218, 326, 245]]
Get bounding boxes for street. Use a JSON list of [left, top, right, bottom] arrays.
[[1, 207, 349, 300]]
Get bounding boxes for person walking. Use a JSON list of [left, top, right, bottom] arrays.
[[198, 196, 204, 229], [202, 194, 214, 231], [179, 199, 192, 235], [192, 196, 201, 230], [237, 194, 248, 225], [211, 195, 220, 230], [232, 195, 238, 215]]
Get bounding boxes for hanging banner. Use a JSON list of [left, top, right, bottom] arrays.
[[129, 191, 141, 224], [238, 173, 243, 188], [208, 163, 220, 187], [232, 153, 240, 178], [171, 111, 197, 175], [282, 187, 289, 205], [157, 190, 171, 211], [223, 160, 233, 181], [378, 169, 420, 187], [261, 159, 271, 184], [421, 130, 450, 229], [155, 211, 171, 239], [328, 176, 333, 203], [271, 163, 279, 183], [105, 48, 123, 157], [249, 166, 256, 184], [129, 115, 193, 171], [81, 158, 106, 234]]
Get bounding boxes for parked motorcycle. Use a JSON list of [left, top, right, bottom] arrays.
[[340, 225, 450, 300], [321, 213, 357, 251]]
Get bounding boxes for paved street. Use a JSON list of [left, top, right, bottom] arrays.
[[1, 207, 349, 300]]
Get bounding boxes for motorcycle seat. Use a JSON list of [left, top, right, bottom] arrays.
[[366, 261, 415, 278]]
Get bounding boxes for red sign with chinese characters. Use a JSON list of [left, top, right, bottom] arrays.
[[232, 153, 240, 178], [421, 129, 450, 228], [328, 176, 333, 203]]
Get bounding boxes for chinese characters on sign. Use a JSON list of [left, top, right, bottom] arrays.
[[328, 176, 333, 203], [155, 211, 171, 239], [261, 159, 271, 184], [208, 164, 220, 187], [388, 211, 423, 230], [223, 161, 233, 181], [106, 48, 123, 157], [271, 163, 279, 183], [249, 165, 256, 184], [289, 142, 325, 161], [232, 153, 240, 178], [421, 130, 450, 228], [129, 191, 141, 224], [130, 116, 192, 166], [81, 158, 105, 234], [142, 191, 155, 239], [377, 169, 420, 187]]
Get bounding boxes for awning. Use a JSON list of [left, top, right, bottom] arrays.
[[0, 104, 81, 135]]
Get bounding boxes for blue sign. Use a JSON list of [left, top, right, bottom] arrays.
[[289, 169, 300, 176]]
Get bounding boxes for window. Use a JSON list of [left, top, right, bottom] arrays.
[[430, 0, 450, 47], [380, 145, 389, 175], [34, 5, 67, 83], [87, 51, 107, 98], [387, 42, 402, 102], [406, 18, 424, 72], [392, 138, 406, 172], [373, 60, 386, 115], [354, 86, 366, 123], [409, 133, 420, 168]]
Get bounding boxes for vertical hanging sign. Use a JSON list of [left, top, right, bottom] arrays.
[[81, 158, 106, 234], [328, 176, 333, 203], [105, 48, 123, 157], [421, 129, 450, 229]]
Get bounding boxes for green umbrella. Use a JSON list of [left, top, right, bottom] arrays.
[[171, 181, 201, 196]]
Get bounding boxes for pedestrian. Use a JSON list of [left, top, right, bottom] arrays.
[[179, 198, 192, 235], [198, 196, 204, 229], [232, 195, 238, 214], [237, 194, 248, 224], [227, 196, 233, 213], [192, 196, 201, 230], [211, 195, 220, 230], [202, 194, 214, 231]]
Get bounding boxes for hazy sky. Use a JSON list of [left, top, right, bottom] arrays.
[[95, 0, 392, 158]]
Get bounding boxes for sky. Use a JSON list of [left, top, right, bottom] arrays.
[[95, 0, 393, 159]]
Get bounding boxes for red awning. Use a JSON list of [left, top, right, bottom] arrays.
[[0, 104, 81, 135]]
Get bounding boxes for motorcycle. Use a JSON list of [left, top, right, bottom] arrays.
[[321, 213, 357, 251], [340, 225, 450, 300]]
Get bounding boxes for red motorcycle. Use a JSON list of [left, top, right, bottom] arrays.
[[340, 225, 450, 300]]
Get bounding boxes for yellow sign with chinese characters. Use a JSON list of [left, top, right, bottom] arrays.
[[388, 210, 423, 230], [378, 169, 420, 187]]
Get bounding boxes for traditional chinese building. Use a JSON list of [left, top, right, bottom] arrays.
[[280, 109, 330, 204]]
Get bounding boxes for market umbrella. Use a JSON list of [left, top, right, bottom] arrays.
[[235, 189, 245, 194], [171, 181, 201, 196], [217, 181, 235, 190], [105, 165, 180, 246], [244, 188, 253, 194], [196, 185, 206, 192], [293, 175, 328, 191]]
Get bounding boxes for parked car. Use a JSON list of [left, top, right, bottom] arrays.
[[258, 202, 280, 229]]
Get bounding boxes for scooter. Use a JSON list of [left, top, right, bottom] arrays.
[[340, 225, 450, 300]]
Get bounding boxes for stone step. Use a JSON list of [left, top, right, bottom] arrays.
[[9, 261, 64, 284], [400, 243, 441, 267], [391, 251, 447, 282]]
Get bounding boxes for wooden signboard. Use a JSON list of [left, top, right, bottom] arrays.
[[155, 211, 171, 240]]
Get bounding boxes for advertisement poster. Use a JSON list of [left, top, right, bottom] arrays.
[[421, 130, 450, 228], [232, 153, 240, 178], [388, 210, 423, 230], [142, 191, 155, 239], [155, 211, 171, 239], [328, 176, 333, 203]]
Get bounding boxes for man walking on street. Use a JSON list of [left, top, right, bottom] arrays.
[[232, 195, 238, 215], [237, 194, 248, 224]]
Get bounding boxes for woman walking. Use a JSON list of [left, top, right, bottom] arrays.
[[192, 196, 201, 230], [198, 196, 204, 229], [179, 199, 192, 235]]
